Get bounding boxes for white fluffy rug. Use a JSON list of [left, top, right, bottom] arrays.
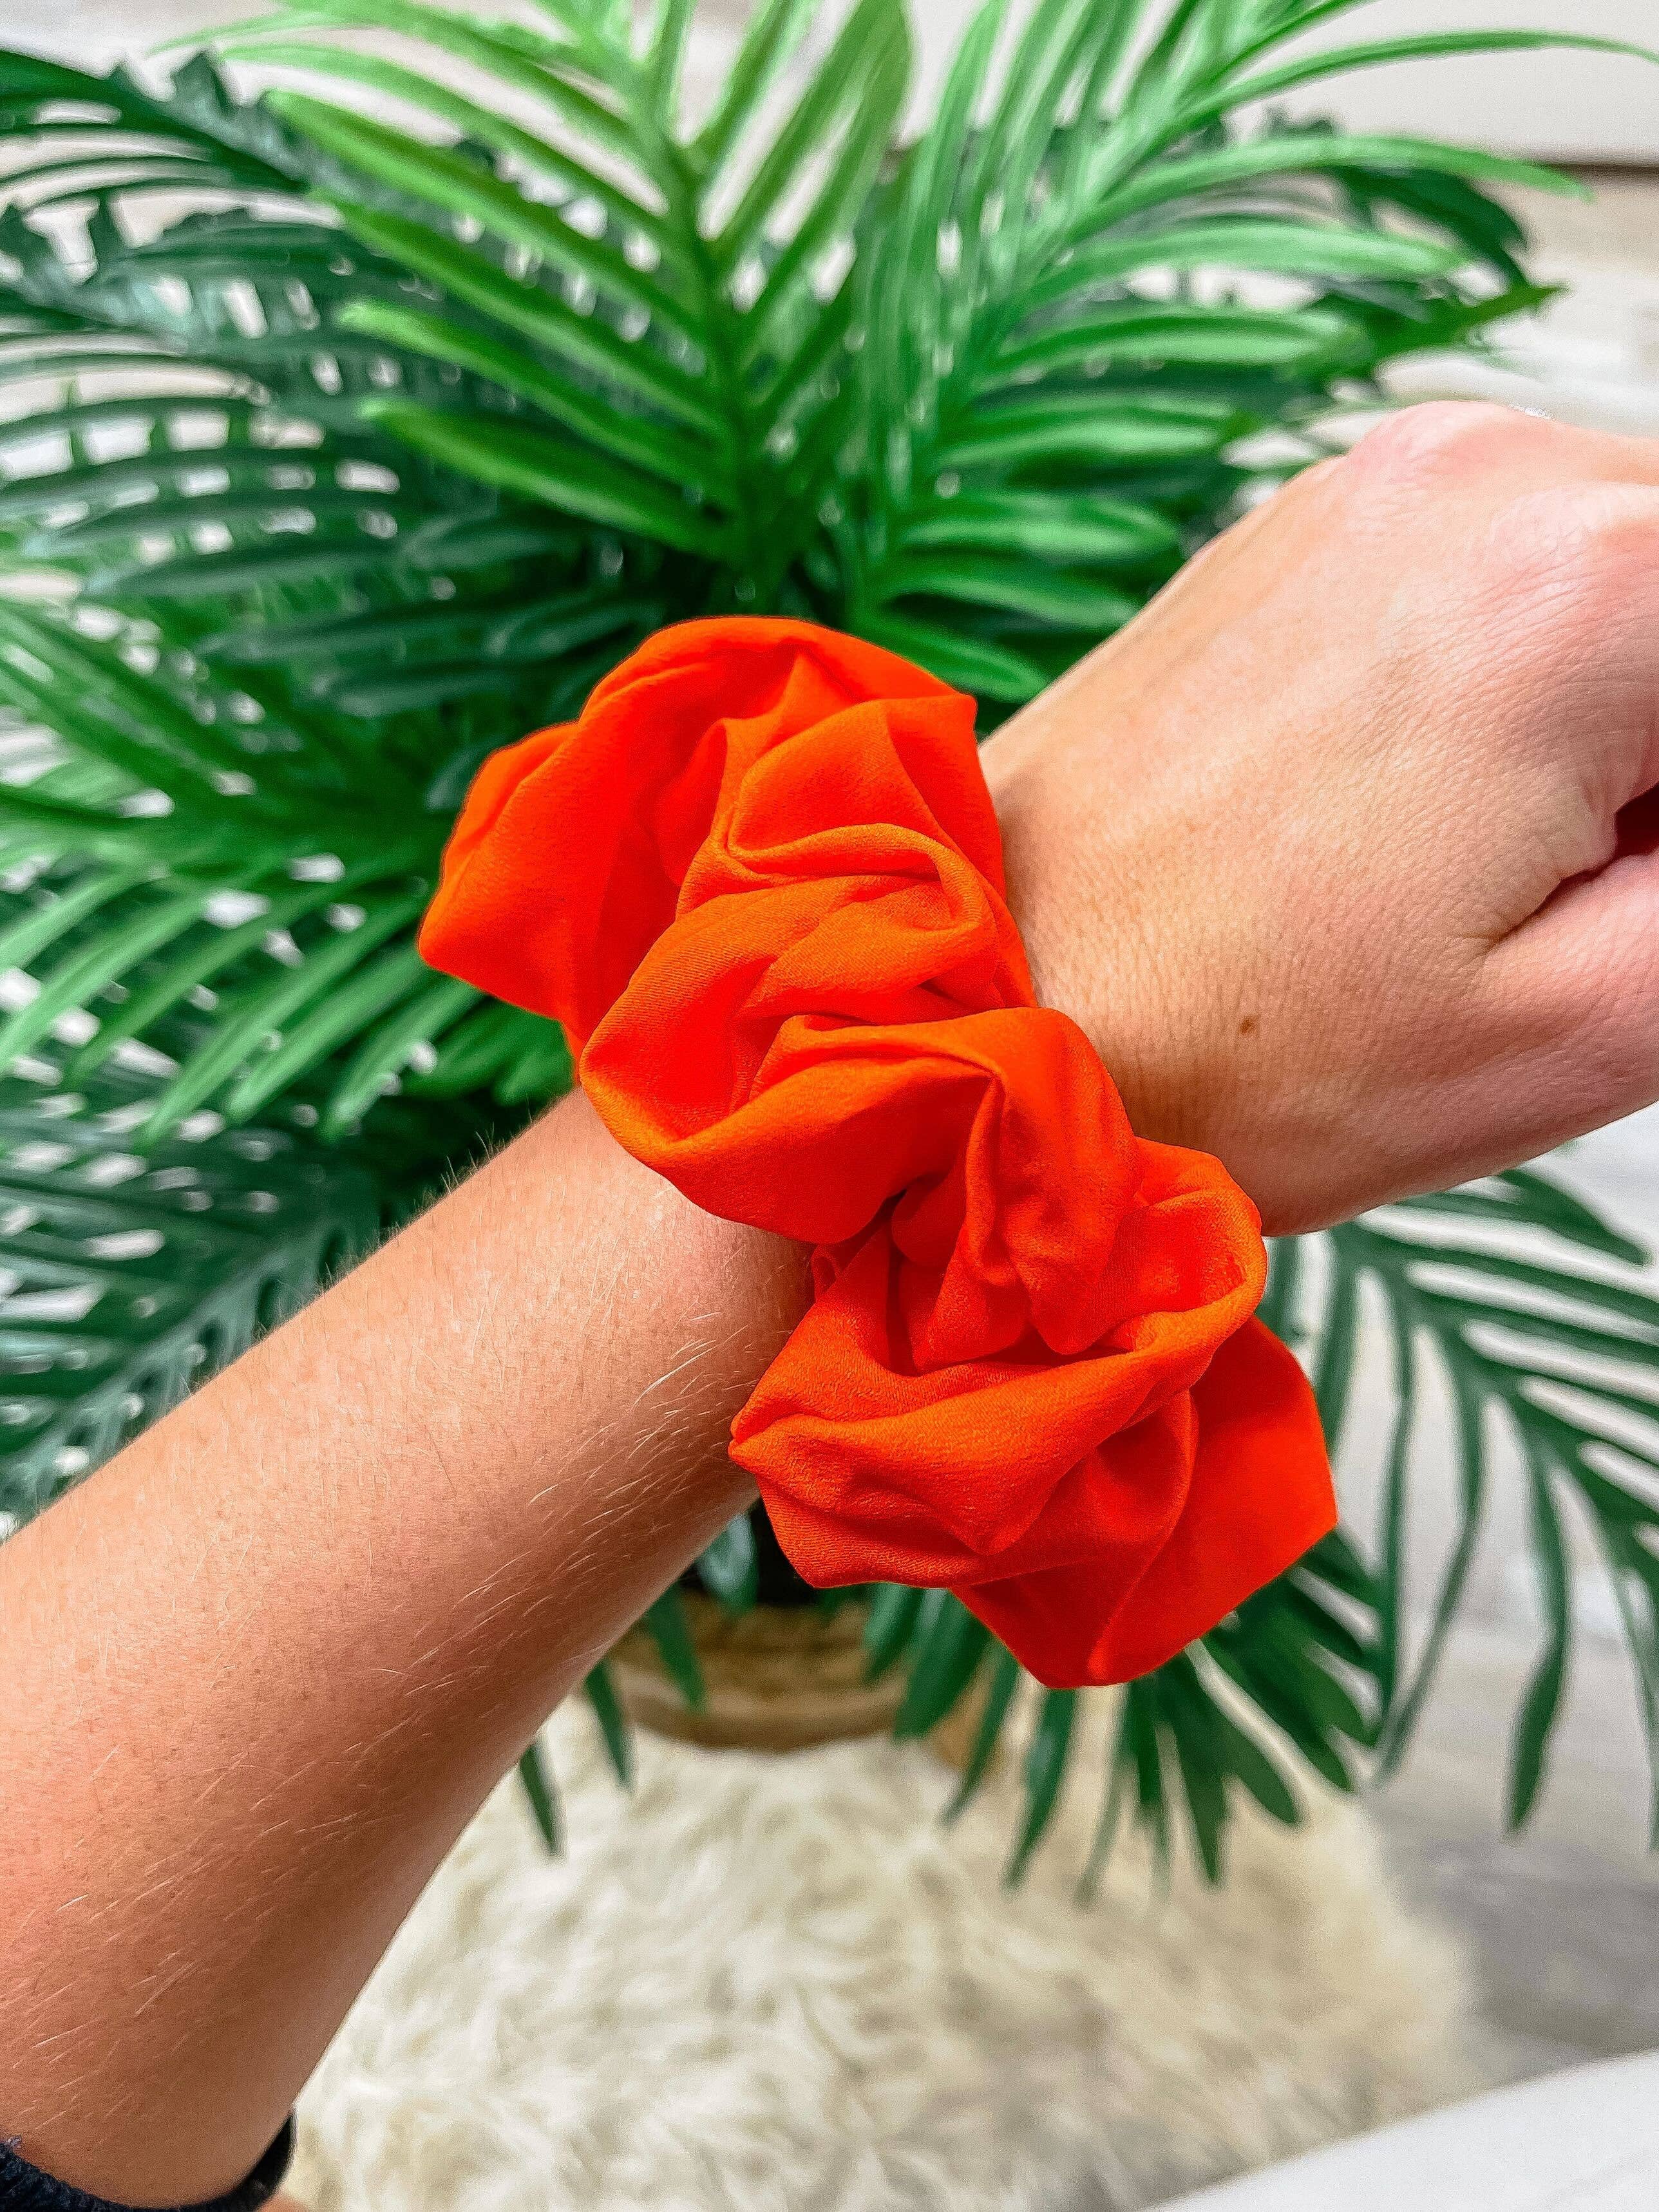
[[290, 1699, 1477, 2212]]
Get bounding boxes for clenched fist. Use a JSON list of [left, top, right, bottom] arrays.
[[984, 401, 1659, 1235]]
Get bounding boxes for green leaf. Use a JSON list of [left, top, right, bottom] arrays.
[[1124, 1677, 1171, 1857], [944, 1642, 1021, 1820], [0, 601, 249, 786], [1509, 1453, 1572, 1829], [1077, 1716, 1133, 1902], [862, 1580, 924, 1679], [0, 867, 151, 985], [144, 892, 429, 1139], [737, 5, 909, 347], [692, 0, 818, 178], [225, 940, 429, 1120], [698, 1510, 760, 1615], [1373, 1305, 1417, 1719], [1258, 1233, 1302, 1345], [1029, 217, 1464, 305], [517, 1737, 562, 1852], [963, 0, 1105, 258], [876, 555, 1139, 632], [857, 613, 1047, 703], [1086, 134, 1582, 239], [643, 1584, 705, 1710], [0, 1059, 381, 1524], [866, 0, 1007, 430], [1085, 1667, 1188, 1897], [1311, 1180, 1659, 1829], [716, 0, 904, 276], [1411, 1167, 1645, 1267], [227, 44, 676, 275], [1218, 1710, 1302, 1828], [1313, 1249, 1360, 1453], [1005, 1685, 1077, 1884], [1377, 1363, 1486, 1777], [338, 298, 713, 489], [68, 883, 344, 1084], [412, 1003, 571, 1107], [319, 191, 712, 426], [646, 0, 699, 123], [1302, 1524, 1380, 1610], [0, 50, 303, 196], [1334, 161, 1528, 280], [0, 886, 208, 1072], [893, 1591, 991, 1739], [322, 972, 478, 1136], [243, 1, 641, 174], [940, 393, 1238, 472], [1157, 1654, 1229, 1881], [583, 1658, 634, 1787], [899, 491, 1180, 566], [361, 401, 730, 556], [1205, 1591, 1366, 1795], [996, 302, 1357, 379]]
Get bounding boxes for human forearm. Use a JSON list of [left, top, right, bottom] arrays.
[[0, 1092, 804, 2204]]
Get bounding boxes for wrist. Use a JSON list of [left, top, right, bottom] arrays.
[[981, 722, 1251, 1194]]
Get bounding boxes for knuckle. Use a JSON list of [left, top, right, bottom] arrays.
[[1347, 399, 1539, 484]]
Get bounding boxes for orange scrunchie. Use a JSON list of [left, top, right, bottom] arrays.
[[420, 618, 1334, 1687]]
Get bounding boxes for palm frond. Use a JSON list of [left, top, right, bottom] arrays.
[[202, 0, 910, 602], [0, 601, 569, 1133], [0, 1040, 379, 1524], [840, 4, 1604, 701], [1, 3, 1655, 1880], [1307, 1176, 1659, 1840]]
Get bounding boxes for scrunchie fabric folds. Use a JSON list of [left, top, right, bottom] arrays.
[[420, 618, 1334, 1687]]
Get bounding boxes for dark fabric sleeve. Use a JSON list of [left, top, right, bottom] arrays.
[[0, 2123, 294, 2212]]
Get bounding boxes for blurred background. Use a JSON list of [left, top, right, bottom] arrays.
[[14, 0, 1659, 2101], [29, 0, 1659, 160]]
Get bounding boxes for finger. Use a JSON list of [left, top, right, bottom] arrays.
[[1162, 402, 1659, 639], [1345, 399, 1659, 498], [1485, 838, 1659, 1155], [1490, 478, 1659, 817]]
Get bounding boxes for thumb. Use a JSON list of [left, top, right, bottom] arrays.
[[1488, 796, 1659, 1152]]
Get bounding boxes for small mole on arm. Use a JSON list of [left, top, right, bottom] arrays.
[[1238, 1016, 1258, 1037]]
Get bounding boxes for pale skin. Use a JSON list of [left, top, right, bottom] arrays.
[[4, 403, 1659, 2205]]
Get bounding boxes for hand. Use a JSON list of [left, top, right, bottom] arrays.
[[983, 401, 1659, 1236]]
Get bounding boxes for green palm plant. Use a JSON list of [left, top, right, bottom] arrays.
[[1, 0, 1656, 1881]]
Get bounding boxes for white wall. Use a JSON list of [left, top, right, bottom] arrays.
[[1283, 0, 1658, 162], [16, 0, 1659, 162], [898, 0, 1659, 165]]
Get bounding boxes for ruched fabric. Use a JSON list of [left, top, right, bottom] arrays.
[[419, 618, 1334, 1686]]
